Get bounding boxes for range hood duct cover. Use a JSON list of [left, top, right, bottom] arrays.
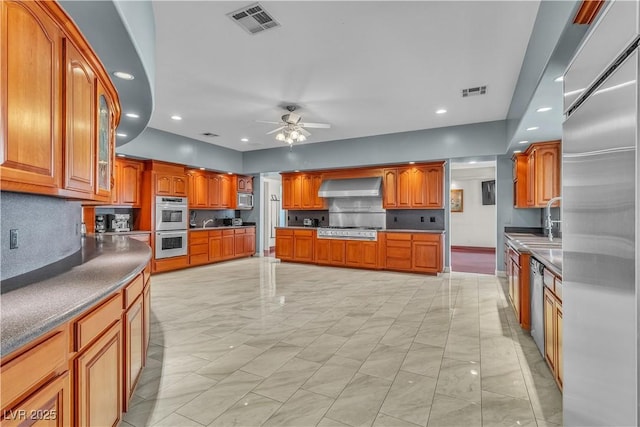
[[318, 177, 382, 198]]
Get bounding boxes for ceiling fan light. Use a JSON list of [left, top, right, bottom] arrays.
[[290, 130, 300, 139], [298, 134, 306, 142], [276, 133, 285, 141]]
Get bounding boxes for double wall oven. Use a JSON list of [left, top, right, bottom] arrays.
[[155, 196, 188, 259]]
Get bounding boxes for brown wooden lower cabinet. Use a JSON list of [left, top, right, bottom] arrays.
[[75, 320, 123, 427], [1, 372, 70, 427], [221, 231, 235, 260], [505, 244, 531, 330], [544, 284, 563, 390], [187, 228, 256, 267], [0, 265, 151, 427], [280, 229, 443, 274], [124, 295, 144, 410]]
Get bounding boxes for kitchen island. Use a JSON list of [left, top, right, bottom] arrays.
[[1, 235, 152, 426], [275, 227, 445, 274]]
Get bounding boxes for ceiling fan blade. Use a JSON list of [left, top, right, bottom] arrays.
[[256, 120, 283, 125], [299, 122, 331, 129], [266, 126, 285, 135], [299, 127, 311, 137]]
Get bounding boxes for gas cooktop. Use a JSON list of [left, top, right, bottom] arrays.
[[317, 226, 381, 241], [320, 226, 383, 230]]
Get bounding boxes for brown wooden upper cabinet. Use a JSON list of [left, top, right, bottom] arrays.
[[112, 158, 143, 207], [281, 173, 326, 210], [187, 169, 236, 209], [237, 175, 253, 193], [513, 141, 561, 208], [1, 0, 120, 201], [383, 162, 444, 209]]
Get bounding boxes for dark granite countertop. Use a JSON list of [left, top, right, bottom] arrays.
[[1, 235, 152, 358], [504, 233, 562, 277]]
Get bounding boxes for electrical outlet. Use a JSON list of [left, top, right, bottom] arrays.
[[10, 229, 18, 249], [420, 216, 425, 222], [394, 217, 398, 222], [430, 217, 436, 223]]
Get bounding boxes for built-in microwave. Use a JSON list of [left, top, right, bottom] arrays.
[[155, 230, 187, 259], [237, 193, 253, 210], [155, 196, 188, 231]]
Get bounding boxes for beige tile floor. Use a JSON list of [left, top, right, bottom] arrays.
[[121, 257, 562, 427]]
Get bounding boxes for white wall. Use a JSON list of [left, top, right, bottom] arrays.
[[450, 167, 496, 248]]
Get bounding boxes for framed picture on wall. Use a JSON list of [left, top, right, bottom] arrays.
[[482, 180, 496, 205], [451, 189, 463, 212]]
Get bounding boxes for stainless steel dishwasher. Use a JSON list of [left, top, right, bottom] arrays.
[[530, 258, 544, 357]]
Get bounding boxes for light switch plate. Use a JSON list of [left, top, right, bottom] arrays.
[[10, 229, 18, 249]]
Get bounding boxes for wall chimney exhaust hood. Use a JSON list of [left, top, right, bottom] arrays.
[[318, 177, 382, 198]]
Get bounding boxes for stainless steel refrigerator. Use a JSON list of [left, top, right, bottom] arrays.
[[563, 1, 638, 425]]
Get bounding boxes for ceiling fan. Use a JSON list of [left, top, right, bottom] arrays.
[[257, 106, 330, 144]]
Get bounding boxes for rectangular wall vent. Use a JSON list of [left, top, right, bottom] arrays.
[[462, 86, 487, 97], [227, 3, 280, 35]]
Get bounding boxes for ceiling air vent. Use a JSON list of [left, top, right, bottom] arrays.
[[202, 132, 219, 137], [227, 3, 280, 35], [462, 86, 487, 97]]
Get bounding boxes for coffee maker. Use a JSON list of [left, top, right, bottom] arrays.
[[95, 215, 107, 233], [107, 214, 131, 232]]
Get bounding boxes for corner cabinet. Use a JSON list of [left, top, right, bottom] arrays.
[[187, 169, 237, 209], [1, 0, 120, 201], [513, 141, 561, 208]]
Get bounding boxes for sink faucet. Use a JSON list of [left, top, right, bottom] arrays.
[[202, 218, 214, 228], [545, 196, 562, 241]]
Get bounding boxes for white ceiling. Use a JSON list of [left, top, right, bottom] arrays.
[[148, 1, 541, 152]]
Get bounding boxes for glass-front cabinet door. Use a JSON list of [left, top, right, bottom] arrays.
[[96, 89, 113, 198]]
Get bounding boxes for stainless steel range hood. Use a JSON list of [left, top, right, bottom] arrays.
[[318, 177, 382, 198]]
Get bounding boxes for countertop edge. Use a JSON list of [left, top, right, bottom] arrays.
[[275, 226, 445, 233], [189, 225, 256, 232], [1, 236, 152, 358]]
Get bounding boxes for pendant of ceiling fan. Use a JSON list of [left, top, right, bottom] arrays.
[[257, 105, 331, 141]]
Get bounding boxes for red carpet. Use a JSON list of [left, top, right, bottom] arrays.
[[451, 247, 496, 275]]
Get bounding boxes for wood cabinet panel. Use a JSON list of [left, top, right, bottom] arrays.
[[293, 232, 314, 263], [219, 174, 233, 208], [189, 172, 209, 208], [2, 0, 62, 191], [143, 283, 150, 359], [329, 240, 346, 265], [123, 273, 144, 309], [124, 296, 144, 409], [411, 168, 427, 207], [237, 176, 253, 193], [292, 175, 303, 209], [74, 293, 122, 352], [397, 168, 412, 207], [172, 175, 187, 197], [315, 239, 331, 264], [1, 329, 67, 411], [382, 169, 397, 208], [412, 240, 441, 273], [425, 166, 444, 208], [535, 145, 560, 205], [345, 241, 362, 266], [63, 39, 95, 195], [512, 154, 528, 208], [234, 233, 245, 256], [244, 230, 255, 256], [275, 230, 294, 261], [526, 150, 536, 207], [301, 175, 314, 208], [544, 288, 556, 372], [2, 372, 70, 427], [118, 159, 142, 206], [282, 176, 294, 209], [557, 305, 563, 389], [155, 171, 187, 197], [209, 235, 222, 261], [75, 320, 122, 427], [313, 175, 325, 208], [362, 242, 378, 268], [221, 234, 235, 259], [155, 174, 172, 195]]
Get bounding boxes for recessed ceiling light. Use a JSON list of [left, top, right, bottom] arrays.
[[526, 126, 539, 131], [436, 109, 447, 114], [468, 161, 477, 164], [519, 140, 529, 144], [554, 76, 564, 82], [294, 170, 300, 173], [117, 154, 126, 157], [116, 133, 127, 138], [170, 115, 182, 121], [113, 71, 134, 80], [227, 172, 233, 175], [199, 167, 205, 170], [409, 161, 415, 165], [125, 113, 139, 119], [536, 107, 552, 112], [241, 138, 249, 142], [514, 150, 522, 153]]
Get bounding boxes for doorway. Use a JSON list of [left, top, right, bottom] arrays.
[[450, 161, 497, 275], [261, 173, 283, 257]]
